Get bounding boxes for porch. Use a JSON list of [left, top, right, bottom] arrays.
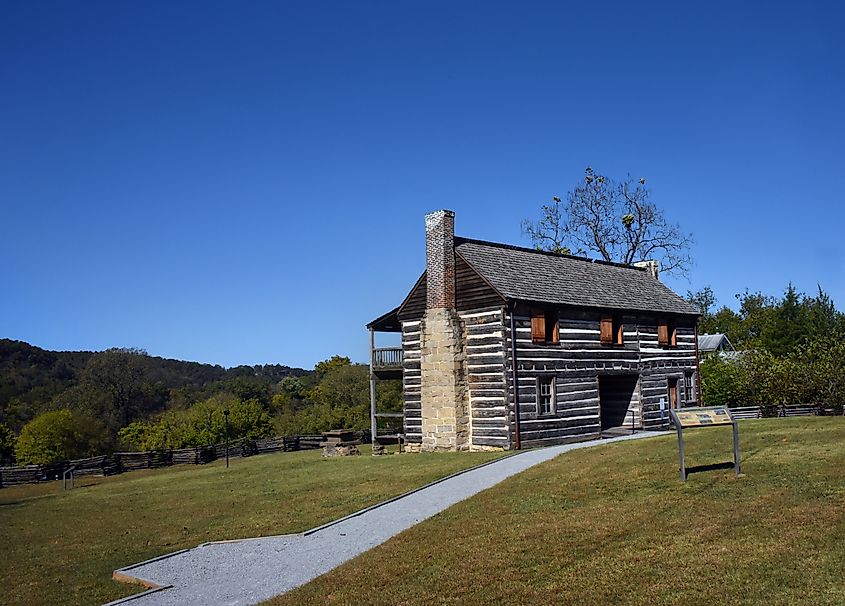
[[367, 308, 405, 449]]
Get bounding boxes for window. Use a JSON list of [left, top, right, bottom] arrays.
[[684, 372, 694, 403], [537, 376, 554, 415], [601, 316, 624, 345], [531, 310, 559, 344], [658, 320, 677, 346]]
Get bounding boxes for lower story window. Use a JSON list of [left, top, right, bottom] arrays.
[[537, 376, 554, 415], [684, 372, 694, 403]]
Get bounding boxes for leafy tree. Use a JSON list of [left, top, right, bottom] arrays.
[[0, 422, 16, 464], [79, 348, 166, 430], [686, 286, 716, 316], [700, 356, 747, 407], [314, 355, 351, 380], [522, 168, 693, 276], [224, 377, 271, 407], [118, 396, 273, 450], [14, 409, 110, 464], [274, 362, 402, 436]]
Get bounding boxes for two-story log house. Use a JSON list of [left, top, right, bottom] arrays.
[[368, 210, 700, 452]]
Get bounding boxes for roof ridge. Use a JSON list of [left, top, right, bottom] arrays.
[[454, 237, 647, 272]]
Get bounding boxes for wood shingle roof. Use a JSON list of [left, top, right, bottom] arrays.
[[455, 237, 698, 316]]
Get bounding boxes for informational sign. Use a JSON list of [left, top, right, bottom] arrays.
[[669, 406, 741, 481], [673, 408, 733, 427]]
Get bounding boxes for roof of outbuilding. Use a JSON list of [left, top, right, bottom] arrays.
[[454, 238, 698, 316], [697, 333, 734, 351]]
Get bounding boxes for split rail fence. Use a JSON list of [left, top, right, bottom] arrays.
[[726, 402, 842, 420], [0, 432, 366, 488]]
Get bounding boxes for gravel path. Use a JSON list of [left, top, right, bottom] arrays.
[[108, 432, 661, 606]]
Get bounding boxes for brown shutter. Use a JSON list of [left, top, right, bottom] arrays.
[[600, 316, 613, 344], [658, 321, 669, 346], [531, 313, 545, 343], [670, 325, 678, 346], [616, 320, 624, 345], [551, 316, 559, 344]]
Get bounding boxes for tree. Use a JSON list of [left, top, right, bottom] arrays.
[[314, 355, 351, 380], [686, 287, 717, 316], [78, 348, 165, 430], [522, 168, 693, 276], [0, 422, 15, 464], [117, 396, 273, 450], [274, 362, 401, 435], [14, 409, 110, 464], [699, 356, 749, 407]]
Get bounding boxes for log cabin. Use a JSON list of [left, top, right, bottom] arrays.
[[367, 210, 701, 452]]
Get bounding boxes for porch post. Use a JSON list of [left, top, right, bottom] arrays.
[[369, 327, 377, 447]]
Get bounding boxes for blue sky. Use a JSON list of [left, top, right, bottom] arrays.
[[2, 1, 843, 369]]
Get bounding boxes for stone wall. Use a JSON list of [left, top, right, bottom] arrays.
[[418, 307, 469, 451]]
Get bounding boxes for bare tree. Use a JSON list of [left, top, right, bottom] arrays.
[[522, 168, 693, 276]]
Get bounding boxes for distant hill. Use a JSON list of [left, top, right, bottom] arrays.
[[0, 339, 311, 430]]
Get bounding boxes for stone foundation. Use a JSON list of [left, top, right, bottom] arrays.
[[419, 308, 469, 451], [468, 444, 505, 452]]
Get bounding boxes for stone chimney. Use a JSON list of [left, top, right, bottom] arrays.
[[634, 259, 660, 280], [425, 210, 456, 309], [417, 210, 468, 452]]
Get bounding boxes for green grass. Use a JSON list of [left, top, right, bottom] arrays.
[[268, 418, 845, 606], [0, 445, 505, 606]]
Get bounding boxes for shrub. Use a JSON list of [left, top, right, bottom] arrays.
[[14, 409, 110, 464]]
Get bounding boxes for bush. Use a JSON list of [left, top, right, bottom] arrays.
[[14, 409, 110, 465], [700, 331, 845, 411], [117, 396, 273, 450]]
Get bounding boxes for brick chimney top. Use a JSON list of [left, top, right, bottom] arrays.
[[425, 210, 456, 309]]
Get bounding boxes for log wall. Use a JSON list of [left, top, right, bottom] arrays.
[[401, 319, 423, 444], [502, 308, 698, 447], [458, 306, 510, 449], [400, 305, 699, 449]]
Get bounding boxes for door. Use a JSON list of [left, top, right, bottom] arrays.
[[668, 378, 679, 410]]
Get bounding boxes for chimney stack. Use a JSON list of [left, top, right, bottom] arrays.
[[425, 210, 456, 309], [634, 260, 660, 280]]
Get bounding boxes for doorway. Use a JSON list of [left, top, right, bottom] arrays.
[[668, 377, 679, 410], [598, 375, 639, 432]]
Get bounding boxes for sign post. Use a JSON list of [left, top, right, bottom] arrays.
[[669, 406, 740, 481]]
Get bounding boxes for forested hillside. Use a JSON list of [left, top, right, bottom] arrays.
[[0, 339, 309, 431], [0, 341, 405, 466]]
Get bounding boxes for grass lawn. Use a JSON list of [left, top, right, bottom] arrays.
[[0, 445, 505, 606], [269, 418, 845, 606]]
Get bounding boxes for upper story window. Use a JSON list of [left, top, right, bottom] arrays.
[[537, 376, 554, 415], [658, 320, 677, 347], [600, 316, 624, 346], [531, 310, 559, 344]]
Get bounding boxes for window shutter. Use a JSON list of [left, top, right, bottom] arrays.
[[658, 321, 669, 346], [615, 320, 624, 345], [531, 313, 545, 343], [551, 318, 559, 344], [670, 326, 678, 346], [600, 316, 613, 344]]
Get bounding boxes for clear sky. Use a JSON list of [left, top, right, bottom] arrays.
[[2, 1, 843, 369]]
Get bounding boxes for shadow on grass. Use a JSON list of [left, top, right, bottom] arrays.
[[685, 461, 737, 475]]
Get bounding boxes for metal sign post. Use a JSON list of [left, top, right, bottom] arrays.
[[669, 406, 741, 481]]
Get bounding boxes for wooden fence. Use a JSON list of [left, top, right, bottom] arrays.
[[0, 432, 348, 488], [728, 403, 842, 420]]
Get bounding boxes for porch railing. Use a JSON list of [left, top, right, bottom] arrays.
[[372, 347, 403, 369]]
